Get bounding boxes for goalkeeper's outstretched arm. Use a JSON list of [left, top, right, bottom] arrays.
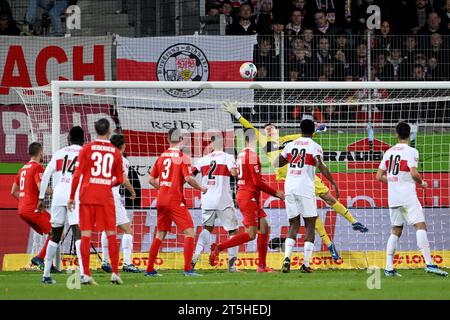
[[223, 101, 267, 147]]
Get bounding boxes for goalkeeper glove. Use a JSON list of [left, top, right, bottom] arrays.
[[223, 101, 241, 120], [315, 123, 327, 133]]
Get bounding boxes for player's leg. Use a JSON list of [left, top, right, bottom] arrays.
[[181, 227, 199, 276], [384, 207, 403, 277], [315, 175, 368, 232], [314, 216, 340, 260], [21, 210, 52, 269], [301, 216, 317, 273], [71, 224, 84, 278], [79, 204, 97, 284], [192, 210, 216, 269], [145, 207, 168, 276], [118, 222, 140, 272], [282, 194, 301, 273], [256, 216, 273, 272], [100, 231, 111, 272], [408, 203, 448, 277], [217, 207, 240, 272]]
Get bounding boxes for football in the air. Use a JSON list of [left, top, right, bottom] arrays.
[[239, 62, 257, 80]]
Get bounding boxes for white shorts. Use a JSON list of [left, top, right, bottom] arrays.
[[390, 200, 425, 226], [115, 199, 131, 226], [50, 205, 79, 227], [285, 194, 318, 219], [202, 207, 239, 232]]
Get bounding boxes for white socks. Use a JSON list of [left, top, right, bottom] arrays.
[[101, 231, 109, 263], [121, 233, 133, 265], [386, 234, 399, 271], [75, 239, 84, 276], [192, 229, 211, 263], [416, 229, 432, 265], [228, 235, 239, 266], [303, 241, 314, 267], [43, 241, 58, 277], [284, 238, 296, 259]]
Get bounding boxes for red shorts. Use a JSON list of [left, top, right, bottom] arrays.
[[19, 210, 51, 235], [79, 203, 116, 232], [237, 197, 267, 228], [156, 203, 194, 232]]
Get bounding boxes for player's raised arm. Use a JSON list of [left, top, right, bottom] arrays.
[[315, 154, 340, 199]]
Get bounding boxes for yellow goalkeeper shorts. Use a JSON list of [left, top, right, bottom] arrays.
[[314, 176, 329, 196]]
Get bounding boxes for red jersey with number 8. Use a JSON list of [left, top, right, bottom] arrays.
[[150, 147, 193, 206], [15, 160, 44, 214], [70, 139, 124, 204]]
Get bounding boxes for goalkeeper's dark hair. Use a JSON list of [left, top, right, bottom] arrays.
[[168, 128, 182, 143], [263, 123, 278, 130], [28, 142, 42, 157], [300, 119, 315, 136], [94, 118, 110, 136], [69, 126, 84, 146], [244, 128, 257, 145], [110, 134, 126, 150], [396, 121, 411, 140]]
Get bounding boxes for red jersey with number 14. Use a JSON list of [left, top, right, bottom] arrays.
[[15, 160, 44, 213], [150, 147, 193, 207], [70, 139, 124, 205]]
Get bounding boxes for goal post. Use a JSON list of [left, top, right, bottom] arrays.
[[15, 80, 450, 271]]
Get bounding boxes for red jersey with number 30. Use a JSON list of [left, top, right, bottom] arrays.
[[236, 147, 277, 198], [150, 148, 193, 206], [15, 160, 44, 213], [70, 139, 124, 205]]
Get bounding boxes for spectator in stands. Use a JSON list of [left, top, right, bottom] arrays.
[[301, 28, 314, 54], [313, 9, 340, 35], [334, 49, 350, 81], [207, 6, 221, 16], [375, 53, 394, 81], [354, 0, 378, 34], [0, 0, 12, 19], [255, 64, 269, 81], [378, 21, 395, 53], [226, 2, 257, 35], [404, 35, 419, 63], [413, 0, 432, 34], [254, 35, 280, 80], [318, 64, 335, 81], [411, 64, 426, 80], [420, 11, 446, 35], [292, 0, 311, 26], [271, 18, 286, 58], [387, 47, 406, 80], [285, 9, 304, 42], [221, 0, 235, 29], [287, 37, 312, 79], [24, 0, 70, 36], [308, 0, 341, 28], [441, 0, 450, 31], [256, 0, 273, 35], [353, 42, 368, 79], [314, 36, 334, 65], [289, 67, 300, 81], [334, 31, 353, 64], [0, 12, 20, 35]]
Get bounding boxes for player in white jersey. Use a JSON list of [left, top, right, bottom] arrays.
[[377, 122, 447, 277], [191, 135, 240, 272], [100, 134, 139, 273], [38, 126, 85, 284], [276, 119, 339, 273]]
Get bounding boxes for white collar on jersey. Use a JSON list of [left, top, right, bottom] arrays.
[[168, 147, 180, 151], [95, 139, 111, 143]]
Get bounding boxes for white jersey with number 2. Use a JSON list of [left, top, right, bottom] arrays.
[[193, 151, 236, 210], [379, 143, 420, 207], [281, 137, 323, 198], [39, 144, 82, 206]]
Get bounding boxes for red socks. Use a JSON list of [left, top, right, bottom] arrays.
[[37, 237, 51, 259], [107, 234, 119, 274], [218, 232, 251, 251], [80, 236, 91, 276], [146, 238, 162, 273], [184, 236, 195, 272], [257, 233, 269, 268]]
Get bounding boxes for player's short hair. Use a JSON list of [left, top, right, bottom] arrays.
[[396, 121, 411, 140], [263, 123, 278, 130], [94, 118, 110, 136], [244, 128, 257, 144], [168, 128, 182, 143], [69, 126, 84, 146], [211, 134, 224, 149], [28, 142, 42, 156], [300, 119, 315, 135], [110, 134, 125, 149]]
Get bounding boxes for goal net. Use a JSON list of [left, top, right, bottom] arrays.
[[15, 81, 450, 271]]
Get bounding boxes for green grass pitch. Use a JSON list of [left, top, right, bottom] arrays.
[[0, 270, 449, 300]]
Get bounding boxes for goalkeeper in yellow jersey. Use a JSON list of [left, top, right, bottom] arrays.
[[224, 102, 368, 264]]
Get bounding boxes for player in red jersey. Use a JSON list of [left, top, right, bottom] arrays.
[[68, 118, 124, 285], [209, 128, 285, 272], [10, 142, 52, 270], [145, 128, 207, 277]]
